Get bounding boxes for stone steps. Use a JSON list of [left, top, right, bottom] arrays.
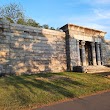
[[85, 66, 110, 73]]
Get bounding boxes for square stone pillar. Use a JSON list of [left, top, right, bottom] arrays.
[[76, 40, 81, 66], [100, 43, 104, 65], [91, 42, 97, 65], [81, 41, 86, 66], [96, 42, 101, 65]]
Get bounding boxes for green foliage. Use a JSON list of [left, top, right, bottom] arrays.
[[26, 19, 40, 27], [5, 17, 14, 23], [42, 24, 49, 29], [56, 27, 60, 31], [0, 3, 24, 23], [17, 18, 26, 25], [0, 3, 58, 30], [17, 18, 40, 28], [50, 27, 55, 30]]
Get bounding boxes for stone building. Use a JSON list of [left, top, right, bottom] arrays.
[[0, 20, 110, 75], [61, 24, 110, 73]]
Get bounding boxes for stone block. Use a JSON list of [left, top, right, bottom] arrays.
[[0, 22, 67, 75]]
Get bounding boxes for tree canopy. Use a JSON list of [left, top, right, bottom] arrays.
[[42, 24, 49, 29], [26, 19, 40, 27], [0, 3, 24, 23], [0, 3, 59, 30]]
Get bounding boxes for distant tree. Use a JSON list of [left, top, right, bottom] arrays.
[[56, 27, 61, 31], [17, 18, 41, 28], [39, 25, 43, 28], [42, 24, 49, 29], [50, 27, 55, 30], [0, 3, 24, 23], [26, 19, 40, 27], [17, 18, 26, 25], [0, 3, 56, 29], [5, 17, 14, 23]]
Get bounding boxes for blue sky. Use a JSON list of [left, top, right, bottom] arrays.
[[0, 0, 110, 39]]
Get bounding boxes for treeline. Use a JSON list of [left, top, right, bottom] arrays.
[[0, 3, 60, 30]]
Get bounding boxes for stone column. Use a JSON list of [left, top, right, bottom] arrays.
[[96, 42, 101, 65], [91, 42, 97, 65], [76, 40, 81, 66], [81, 41, 86, 66], [100, 43, 104, 65]]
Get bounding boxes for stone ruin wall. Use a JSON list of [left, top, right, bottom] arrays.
[[102, 40, 110, 66], [60, 25, 78, 71], [0, 20, 67, 75], [0, 20, 110, 75]]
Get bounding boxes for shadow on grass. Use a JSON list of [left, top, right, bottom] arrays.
[[91, 72, 110, 77], [52, 77, 85, 88], [31, 72, 65, 78], [3, 74, 85, 102]]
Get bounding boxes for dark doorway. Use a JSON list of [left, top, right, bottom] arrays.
[[79, 40, 82, 66], [79, 41, 93, 66], [95, 43, 102, 65], [85, 41, 93, 65]]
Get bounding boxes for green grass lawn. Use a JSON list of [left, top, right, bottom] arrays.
[[0, 72, 110, 110]]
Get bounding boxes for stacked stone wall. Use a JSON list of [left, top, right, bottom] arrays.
[[102, 40, 110, 66], [65, 35, 78, 71], [0, 20, 66, 75], [0, 20, 110, 75], [61, 26, 78, 71]]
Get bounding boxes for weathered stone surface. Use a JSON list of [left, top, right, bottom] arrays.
[[0, 20, 66, 75], [102, 40, 110, 65], [60, 24, 110, 73], [0, 20, 110, 75]]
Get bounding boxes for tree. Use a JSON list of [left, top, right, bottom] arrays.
[[26, 19, 40, 27], [56, 27, 60, 31], [5, 17, 14, 23], [42, 24, 49, 29], [0, 3, 56, 29], [50, 27, 55, 30], [17, 18, 26, 25], [0, 3, 40, 28], [0, 3, 24, 23]]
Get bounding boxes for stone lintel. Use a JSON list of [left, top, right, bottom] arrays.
[[60, 24, 106, 39], [68, 24, 106, 34]]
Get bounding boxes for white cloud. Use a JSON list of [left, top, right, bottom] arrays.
[[94, 0, 110, 4], [66, 0, 110, 7], [93, 9, 110, 19], [85, 23, 107, 30], [59, 12, 110, 39], [58, 0, 110, 39]]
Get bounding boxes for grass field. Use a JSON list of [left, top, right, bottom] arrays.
[[0, 72, 110, 110]]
